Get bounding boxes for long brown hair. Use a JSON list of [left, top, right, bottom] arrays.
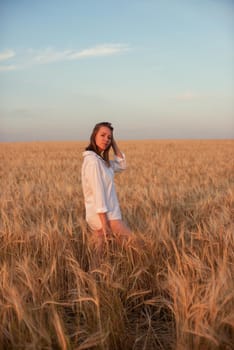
[[85, 122, 113, 166]]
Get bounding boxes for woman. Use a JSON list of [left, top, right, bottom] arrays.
[[81, 122, 132, 254]]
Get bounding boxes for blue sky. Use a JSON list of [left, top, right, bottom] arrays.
[[0, 0, 233, 141]]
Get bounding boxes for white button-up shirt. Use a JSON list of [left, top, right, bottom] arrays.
[[81, 150, 126, 229]]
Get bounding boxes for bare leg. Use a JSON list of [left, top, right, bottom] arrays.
[[109, 220, 133, 246], [89, 220, 144, 268], [89, 220, 130, 263], [110, 220, 146, 250]]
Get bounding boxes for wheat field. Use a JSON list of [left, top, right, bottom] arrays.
[[0, 140, 233, 350]]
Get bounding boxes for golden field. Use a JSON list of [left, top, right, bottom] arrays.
[[0, 140, 233, 350]]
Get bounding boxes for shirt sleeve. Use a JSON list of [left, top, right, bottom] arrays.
[[87, 159, 109, 213], [110, 153, 126, 173]]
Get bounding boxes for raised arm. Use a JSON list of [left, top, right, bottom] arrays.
[[112, 137, 124, 159]]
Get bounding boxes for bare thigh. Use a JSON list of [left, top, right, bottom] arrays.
[[89, 220, 132, 246], [109, 220, 132, 237], [90, 220, 131, 236]]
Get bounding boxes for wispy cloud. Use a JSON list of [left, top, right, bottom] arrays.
[[0, 65, 16, 72], [0, 49, 16, 72], [0, 44, 130, 72], [0, 49, 16, 62], [34, 48, 73, 64], [69, 44, 130, 59], [34, 44, 130, 64]]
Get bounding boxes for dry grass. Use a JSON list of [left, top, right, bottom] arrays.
[[0, 140, 233, 350]]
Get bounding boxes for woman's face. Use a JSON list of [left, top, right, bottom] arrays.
[[95, 126, 112, 151]]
